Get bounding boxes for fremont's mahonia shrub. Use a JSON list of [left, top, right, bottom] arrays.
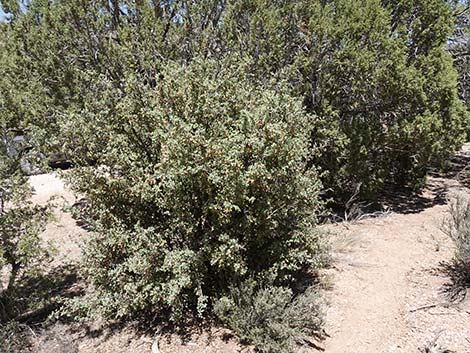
[[63, 59, 324, 320]]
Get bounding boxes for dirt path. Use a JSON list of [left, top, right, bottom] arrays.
[[323, 145, 470, 353]]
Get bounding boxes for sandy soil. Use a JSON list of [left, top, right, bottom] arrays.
[[23, 144, 470, 353], [29, 173, 83, 264], [323, 146, 470, 353]]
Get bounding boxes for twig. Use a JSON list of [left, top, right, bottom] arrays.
[[410, 304, 437, 313], [419, 330, 445, 353], [453, 5, 470, 17], [152, 338, 160, 353], [20, 323, 37, 337], [355, 209, 393, 222]]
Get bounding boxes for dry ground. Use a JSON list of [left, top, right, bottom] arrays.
[[323, 145, 470, 353], [17, 144, 470, 353]]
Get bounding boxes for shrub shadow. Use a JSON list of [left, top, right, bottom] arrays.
[[348, 151, 470, 217], [69, 198, 94, 231], [0, 264, 83, 353], [377, 180, 448, 215], [437, 260, 469, 302], [62, 308, 222, 348], [3, 264, 83, 325], [442, 152, 470, 189]]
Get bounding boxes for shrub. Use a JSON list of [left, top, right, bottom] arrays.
[[214, 280, 323, 353], [0, 129, 51, 321], [448, 1, 470, 139], [62, 58, 324, 321], [442, 193, 470, 284], [217, 0, 468, 199], [0, 321, 31, 353]]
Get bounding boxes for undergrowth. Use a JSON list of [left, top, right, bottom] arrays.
[[442, 193, 470, 298], [214, 279, 324, 353]]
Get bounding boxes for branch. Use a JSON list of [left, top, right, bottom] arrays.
[[453, 6, 470, 18]]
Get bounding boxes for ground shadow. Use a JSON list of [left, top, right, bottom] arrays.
[[437, 260, 469, 302], [0, 264, 83, 353], [376, 179, 448, 215], [69, 198, 94, 231], [2, 264, 83, 325], [442, 152, 470, 189], [371, 151, 470, 216], [39, 302, 223, 350], [327, 181, 447, 221]]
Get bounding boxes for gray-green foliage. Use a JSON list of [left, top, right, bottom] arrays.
[[1, 0, 467, 200], [214, 280, 323, 353], [0, 129, 51, 321], [0, 321, 30, 353], [62, 58, 324, 320], [443, 193, 470, 282]]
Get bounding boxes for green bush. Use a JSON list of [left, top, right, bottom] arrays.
[[220, 0, 468, 199], [62, 58, 324, 321], [214, 280, 323, 353], [2, 0, 467, 204], [0, 129, 51, 321], [448, 1, 470, 139]]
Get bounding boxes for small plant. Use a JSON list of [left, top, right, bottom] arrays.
[[442, 193, 470, 291], [0, 321, 31, 353], [419, 331, 455, 353], [214, 279, 324, 353]]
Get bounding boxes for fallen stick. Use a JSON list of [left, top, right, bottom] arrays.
[[409, 304, 437, 313]]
